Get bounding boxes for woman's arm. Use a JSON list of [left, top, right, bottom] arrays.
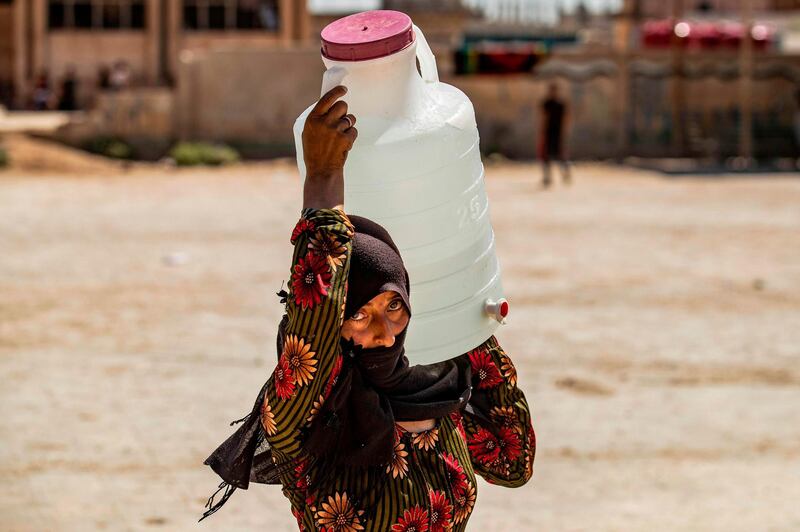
[[262, 208, 353, 460], [301, 85, 357, 211], [262, 86, 358, 460], [457, 336, 535, 487]]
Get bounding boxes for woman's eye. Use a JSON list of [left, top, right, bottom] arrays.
[[350, 311, 367, 321], [388, 299, 404, 312]]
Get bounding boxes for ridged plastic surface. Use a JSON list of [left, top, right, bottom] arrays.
[[294, 22, 504, 364]]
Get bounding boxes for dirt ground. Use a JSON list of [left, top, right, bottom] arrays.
[[1, 142, 799, 531]]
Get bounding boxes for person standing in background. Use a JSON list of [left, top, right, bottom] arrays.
[[539, 82, 571, 188], [58, 67, 78, 111], [793, 88, 800, 162]]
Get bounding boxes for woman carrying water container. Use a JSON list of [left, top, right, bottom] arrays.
[[202, 11, 535, 532]]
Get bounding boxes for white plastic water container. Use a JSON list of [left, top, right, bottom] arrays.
[[293, 10, 507, 364]]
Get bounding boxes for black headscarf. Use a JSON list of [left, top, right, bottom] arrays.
[[303, 215, 473, 467]]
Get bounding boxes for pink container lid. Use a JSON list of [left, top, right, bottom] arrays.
[[321, 10, 414, 62]]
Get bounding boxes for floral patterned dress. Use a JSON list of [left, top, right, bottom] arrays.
[[261, 208, 535, 532]]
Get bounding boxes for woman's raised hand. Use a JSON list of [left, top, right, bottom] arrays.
[[301, 85, 358, 209]]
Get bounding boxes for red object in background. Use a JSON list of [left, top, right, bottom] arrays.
[[641, 19, 774, 50], [642, 20, 673, 47]]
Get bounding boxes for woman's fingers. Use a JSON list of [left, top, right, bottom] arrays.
[[325, 100, 349, 123], [336, 114, 357, 132], [344, 127, 358, 146], [311, 85, 347, 116]]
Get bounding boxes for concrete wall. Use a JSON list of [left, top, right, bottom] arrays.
[[55, 47, 800, 160], [171, 46, 620, 159], [55, 87, 175, 159], [175, 46, 324, 155]]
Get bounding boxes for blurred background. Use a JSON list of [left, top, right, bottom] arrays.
[[1, 0, 800, 164], [1, 1, 799, 531]]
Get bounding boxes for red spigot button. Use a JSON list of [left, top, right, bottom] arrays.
[[485, 298, 509, 324]]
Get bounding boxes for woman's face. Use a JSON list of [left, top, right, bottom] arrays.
[[341, 291, 410, 349]]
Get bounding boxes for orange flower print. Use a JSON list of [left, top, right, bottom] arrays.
[[499, 352, 517, 387], [489, 406, 521, 434], [314, 491, 365, 532], [309, 230, 347, 272], [411, 428, 439, 452], [452, 481, 476, 525], [283, 334, 317, 387], [307, 394, 325, 424], [391, 505, 429, 532], [524, 430, 536, 480], [386, 440, 409, 479], [260, 397, 277, 436]]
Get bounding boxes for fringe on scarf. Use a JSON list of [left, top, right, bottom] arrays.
[[198, 481, 237, 522]]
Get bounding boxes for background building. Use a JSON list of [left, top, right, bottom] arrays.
[[0, 0, 309, 109]]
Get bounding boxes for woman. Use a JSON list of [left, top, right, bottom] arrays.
[[203, 86, 535, 531]]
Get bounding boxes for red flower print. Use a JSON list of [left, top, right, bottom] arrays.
[[324, 354, 343, 399], [427, 490, 453, 532], [449, 411, 467, 441], [273, 355, 296, 400], [441, 452, 467, 492], [467, 427, 501, 466], [292, 506, 306, 531], [291, 252, 332, 310], [391, 505, 429, 532], [497, 426, 523, 462], [468, 349, 503, 389], [295, 457, 312, 493], [291, 218, 315, 244], [452, 481, 476, 525]]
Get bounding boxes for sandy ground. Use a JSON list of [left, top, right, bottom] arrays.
[[1, 142, 799, 531]]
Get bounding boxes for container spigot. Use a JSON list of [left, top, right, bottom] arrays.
[[485, 298, 509, 324]]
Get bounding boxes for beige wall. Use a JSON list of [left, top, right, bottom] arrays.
[[175, 46, 324, 153], [47, 31, 150, 79], [54, 46, 800, 159], [170, 46, 620, 158]]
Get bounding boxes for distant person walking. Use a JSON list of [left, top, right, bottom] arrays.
[[794, 88, 800, 159], [58, 67, 78, 111], [539, 83, 571, 188]]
